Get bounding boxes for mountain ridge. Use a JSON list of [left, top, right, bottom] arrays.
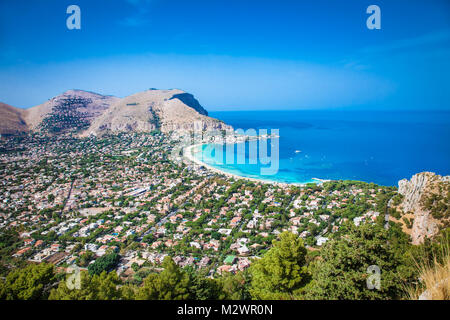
[[0, 88, 231, 136]]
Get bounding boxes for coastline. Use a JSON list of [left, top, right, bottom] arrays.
[[183, 143, 322, 187]]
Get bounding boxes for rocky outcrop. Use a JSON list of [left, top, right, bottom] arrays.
[[168, 93, 208, 116], [397, 172, 449, 245]]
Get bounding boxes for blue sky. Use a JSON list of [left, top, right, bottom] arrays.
[[0, 0, 449, 110]]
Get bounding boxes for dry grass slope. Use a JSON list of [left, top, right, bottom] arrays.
[[0, 102, 28, 135], [407, 239, 450, 300]]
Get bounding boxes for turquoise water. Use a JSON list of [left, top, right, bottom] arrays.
[[195, 110, 450, 186]]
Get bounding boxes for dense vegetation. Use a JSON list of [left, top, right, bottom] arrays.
[[87, 253, 120, 276], [1, 221, 448, 300], [0, 132, 448, 300], [421, 182, 450, 226], [40, 98, 92, 134]]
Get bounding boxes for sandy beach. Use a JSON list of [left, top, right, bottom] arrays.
[[183, 143, 308, 187]]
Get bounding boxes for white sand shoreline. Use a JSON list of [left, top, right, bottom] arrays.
[[183, 143, 323, 187]]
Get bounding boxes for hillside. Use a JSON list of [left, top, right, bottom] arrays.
[[0, 102, 28, 135], [82, 89, 230, 136], [23, 90, 119, 134], [1, 89, 231, 137]]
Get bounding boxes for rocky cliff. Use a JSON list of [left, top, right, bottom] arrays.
[[397, 172, 449, 245]]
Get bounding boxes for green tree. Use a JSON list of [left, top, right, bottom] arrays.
[[47, 194, 55, 203], [78, 250, 94, 267], [219, 270, 251, 300], [136, 256, 191, 300], [249, 231, 309, 299], [131, 262, 140, 272], [49, 270, 123, 300], [88, 253, 120, 276], [306, 222, 407, 299], [0, 263, 56, 300], [185, 267, 224, 300]]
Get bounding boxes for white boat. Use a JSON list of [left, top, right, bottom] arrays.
[[295, 150, 301, 153]]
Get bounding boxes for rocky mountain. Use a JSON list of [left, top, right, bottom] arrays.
[[0, 102, 28, 135], [394, 172, 449, 245], [23, 90, 120, 134], [0, 89, 231, 137], [82, 89, 230, 136]]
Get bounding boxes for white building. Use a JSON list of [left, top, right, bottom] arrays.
[[316, 236, 329, 246]]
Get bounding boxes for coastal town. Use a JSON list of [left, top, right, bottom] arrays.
[[0, 131, 395, 283], [1, 0, 450, 304]]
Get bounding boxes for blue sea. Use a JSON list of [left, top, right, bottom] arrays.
[[195, 110, 450, 186]]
